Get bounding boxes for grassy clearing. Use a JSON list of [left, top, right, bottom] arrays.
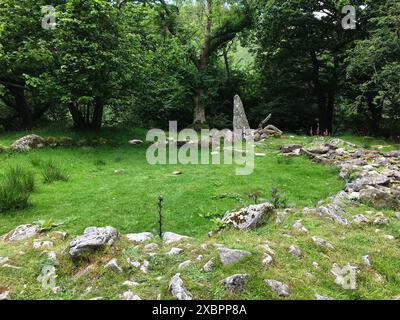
[[0, 129, 399, 300], [0, 129, 343, 237]]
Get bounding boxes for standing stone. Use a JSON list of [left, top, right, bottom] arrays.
[[203, 259, 214, 272], [233, 95, 250, 140]]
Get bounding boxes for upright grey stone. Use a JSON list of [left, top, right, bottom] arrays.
[[233, 95, 250, 140]]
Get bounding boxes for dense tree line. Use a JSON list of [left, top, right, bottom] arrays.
[[0, 0, 398, 137]]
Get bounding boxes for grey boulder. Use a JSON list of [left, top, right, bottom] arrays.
[[69, 226, 119, 259], [1, 224, 40, 242], [223, 274, 250, 293], [168, 273, 192, 300], [218, 248, 251, 265], [222, 202, 274, 230]]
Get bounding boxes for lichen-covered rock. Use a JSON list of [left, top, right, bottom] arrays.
[[11, 134, 45, 152], [222, 202, 274, 230], [203, 259, 214, 272], [0, 290, 10, 300], [168, 273, 192, 300], [69, 226, 119, 259], [218, 248, 251, 265], [315, 294, 335, 300], [316, 204, 351, 226], [347, 172, 390, 192], [262, 254, 273, 268], [223, 274, 250, 293], [1, 224, 40, 242]]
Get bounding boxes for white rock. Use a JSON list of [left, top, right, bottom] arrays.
[[167, 247, 183, 256], [126, 232, 154, 243], [203, 259, 214, 272], [122, 290, 141, 300], [178, 260, 192, 269], [265, 279, 290, 297], [162, 232, 190, 244], [312, 236, 334, 249], [1, 224, 40, 242], [168, 273, 192, 300], [143, 243, 159, 252], [362, 255, 371, 267], [140, 260, 149, 273], [128, 139, 143, 145], [293, 220, 308, 233], [288, 245, 303, 258], [218, 248, 251, 265], [104, 258, 123, 273], [312, 261, 319, 269], [259, 243, 275, 255], [262, 254, 273, 269], [33, 241, 53, 249], [127, 258, 141, 268], [315, 294, 335, 300]]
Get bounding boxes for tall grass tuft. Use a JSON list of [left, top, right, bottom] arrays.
[[0, 166, 35, 213], [41, 160, 68, 184]]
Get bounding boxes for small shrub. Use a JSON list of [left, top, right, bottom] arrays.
[[0, 166, 35, 213], [271, 187, 287, 208], [41, 160, 68, 183]]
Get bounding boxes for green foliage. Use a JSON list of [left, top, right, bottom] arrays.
[[40, 160, 68, 184], [270, 187, 287, 209], [0, 166, 34, 213]]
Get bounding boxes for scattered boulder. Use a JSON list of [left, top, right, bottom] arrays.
[[122, 291, 141, 300], [353, 214, 370, 224], [348, 172, 390, 192], [259, 243, 275, 255], [222, 202, 275, 230], [162, 232, 190, 244], [104, 258, 123, 273], [69, 226, 119, 259], [123, 280, 139, 287], [168, 273, 193, 300], [262, 254, 273, 269], [218, 248, 251, 265], [312, 236, 334, 249], [316, 204, 351, 226], [288, 245, 303, 259], [265, 279, 290, 297], [11, 134, 45, 152], [1, 224, 40, 242], [126, 232, 154, 243], [167, 247, 183, 256], [223, 274, 250, 293], [143, 243, 159, 252], [292, 220, 308, 233], [178, 260, 191, 269], [395, 212, 400, 220], [203, 259, 214, 272]]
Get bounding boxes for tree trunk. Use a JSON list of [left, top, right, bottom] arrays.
[[193, 88, 206, 124], [91, 99, 104, 130], [366, 93, 382, 136], [68, 104, 86, 129], [8, 85, 34, 129], [192, 0, 213, 125], [310, 51, 327, 131]]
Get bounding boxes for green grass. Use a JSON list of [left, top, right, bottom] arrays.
[[0, 128, 399, 300], [0, 129, 343, 237]]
